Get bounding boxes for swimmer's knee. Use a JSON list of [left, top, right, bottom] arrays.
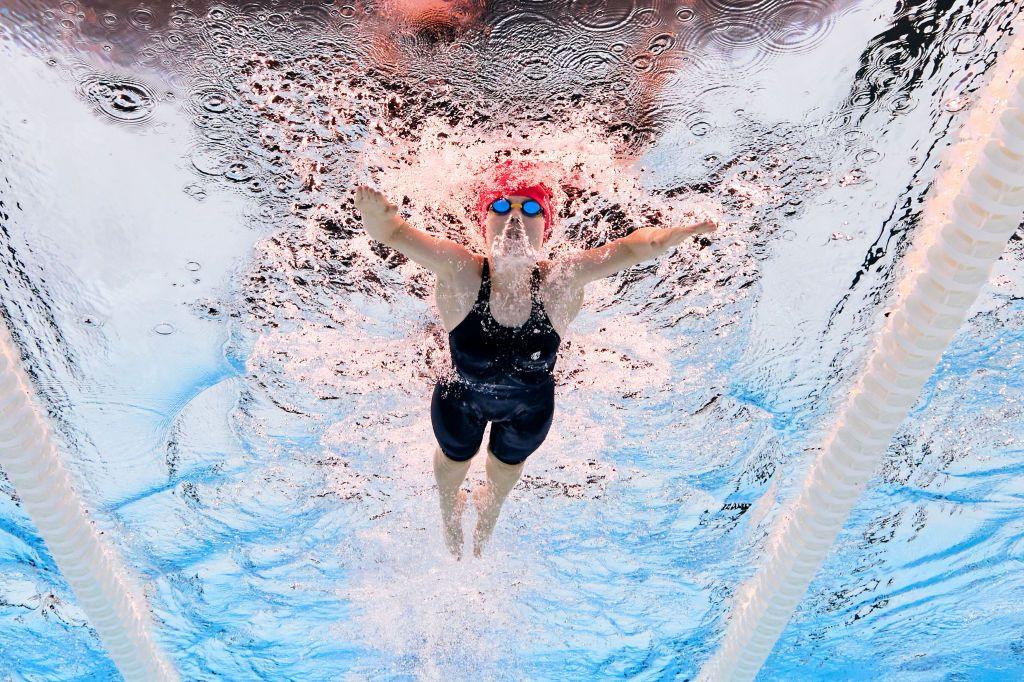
[[435, 445, 474, 465], [486, 447, 529, 468]]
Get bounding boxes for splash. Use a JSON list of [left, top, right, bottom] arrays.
[[351, 107, 724, 253], [489, 215, 538, 267]]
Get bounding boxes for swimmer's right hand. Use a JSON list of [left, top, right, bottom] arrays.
[[354, 185, 402, 242], [354, 185, 398, 219]]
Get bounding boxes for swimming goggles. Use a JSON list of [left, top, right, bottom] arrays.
[[489, 197, 544, 217]]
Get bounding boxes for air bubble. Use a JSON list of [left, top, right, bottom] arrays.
[[888, 94, 915, 115], [225, 158, 257, 182], [690, 121, 711, 137], [851, 91, 874, 108], [78, 75, 155, 124], [945, 96, 970, 112], [128, 7, 154, 29], [632, 55, 653, 71], [196, 87, 233, 114], [676, 7, 694, 22], [169, 8, 197, 27], [951, 32, 981, 55], [183, 183, 207, 201], [520, 57, 552, 82], [153, 323, 175, 335], [649, 34, 674, 55], [186, 261, 201, 271], [856, 149, 882, 164]]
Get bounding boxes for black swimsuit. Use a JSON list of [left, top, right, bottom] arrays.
[[431, 257, 562, 465]]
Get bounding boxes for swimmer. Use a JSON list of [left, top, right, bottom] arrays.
[[353, 161, 717, 558]]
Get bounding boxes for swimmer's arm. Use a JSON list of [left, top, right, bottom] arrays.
[[381, 218, 477, 279], [554, 237, 638, 287], [558, 222, 717, 287], [354, 185, 475, 279]]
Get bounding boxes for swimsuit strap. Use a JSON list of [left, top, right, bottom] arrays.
[[476, 257, 491, 309], [527, 266, 541, 312]]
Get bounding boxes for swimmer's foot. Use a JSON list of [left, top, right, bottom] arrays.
[[441, 489, 467, 559], [471, 483, 502, 558]]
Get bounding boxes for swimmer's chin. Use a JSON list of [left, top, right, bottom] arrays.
[[490, 236, 539, 267], [489, 252, 539, 271]]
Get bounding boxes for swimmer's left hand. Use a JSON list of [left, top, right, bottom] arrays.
[[628, 220, 719, 260], [683, 218, 718, 237]]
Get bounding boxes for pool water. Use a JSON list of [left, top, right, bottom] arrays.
[[1, 0, 1023, 679]]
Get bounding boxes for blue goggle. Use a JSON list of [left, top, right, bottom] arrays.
[[489, 197, 544, 217]]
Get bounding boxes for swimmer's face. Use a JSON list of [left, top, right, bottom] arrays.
[[485, 195, 546, 253]]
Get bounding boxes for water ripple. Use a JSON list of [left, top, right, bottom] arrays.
[[76, 73, 155, 124]]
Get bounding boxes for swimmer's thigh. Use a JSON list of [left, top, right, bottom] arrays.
[[488, 383, 555, 465], [431, 381, 486, 461]]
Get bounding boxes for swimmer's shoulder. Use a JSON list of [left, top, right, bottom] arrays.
[[538, 258, 585, 333], [539, 257, 583, 293], [437, 252, 485, 298]]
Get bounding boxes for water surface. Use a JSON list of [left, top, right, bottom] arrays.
[[1, 0, 1023, 678]]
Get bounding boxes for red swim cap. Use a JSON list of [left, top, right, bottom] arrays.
[[475, 160, 555, 242]]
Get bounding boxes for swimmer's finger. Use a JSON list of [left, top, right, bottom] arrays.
[[356, 185, 377, 200]]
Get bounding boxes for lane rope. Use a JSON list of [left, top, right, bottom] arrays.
[[0, 322, 179, 681], [698, 20, 1024, 682]]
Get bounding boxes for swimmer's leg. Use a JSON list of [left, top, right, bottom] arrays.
[[472, 449, 526, 558], [433, 446, 472, 558], [472, 384, 552, 557]]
